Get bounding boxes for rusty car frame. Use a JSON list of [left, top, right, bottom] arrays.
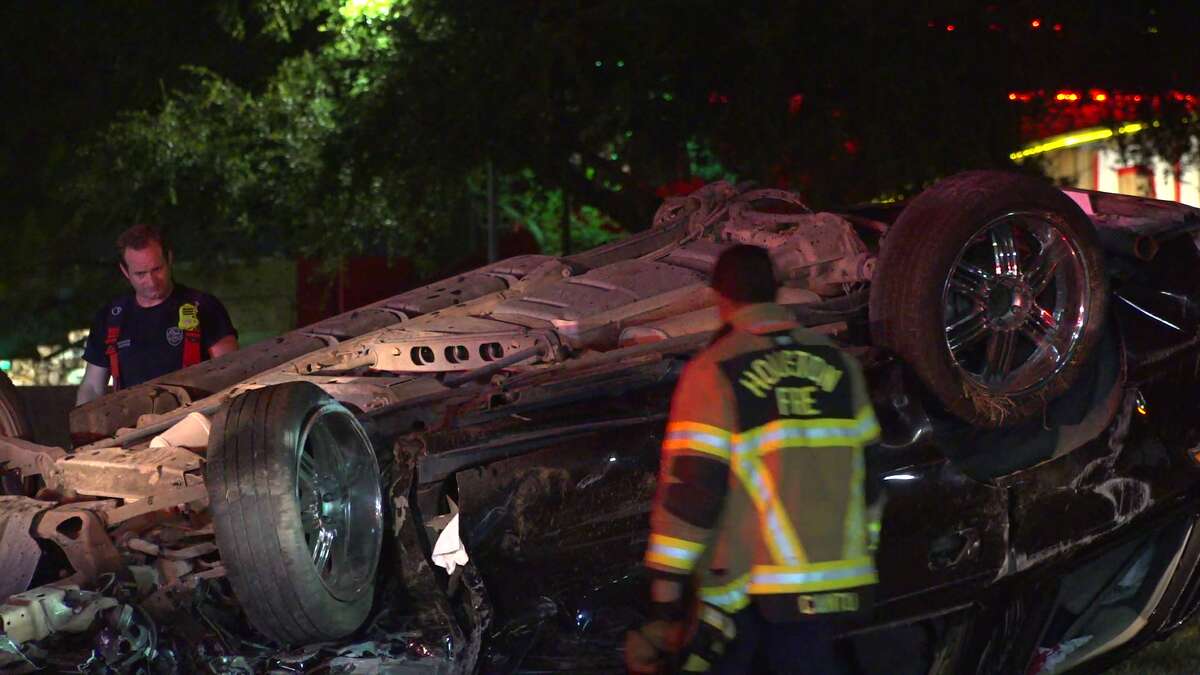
[[4, 171, 1200, 673]]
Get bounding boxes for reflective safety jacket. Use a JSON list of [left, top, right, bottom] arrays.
[[646, 302, 881, 621]]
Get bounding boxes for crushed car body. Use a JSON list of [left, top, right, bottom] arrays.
[[4, 171, 1200, 672]]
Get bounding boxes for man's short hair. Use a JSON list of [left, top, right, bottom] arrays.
[[711, 244, 777, 304], [116, 224, 170, 260]]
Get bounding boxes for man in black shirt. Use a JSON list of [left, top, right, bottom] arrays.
[[77, 225, 239, 405]]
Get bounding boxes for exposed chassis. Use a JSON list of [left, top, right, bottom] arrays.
[[4, 177, 1200, 672]]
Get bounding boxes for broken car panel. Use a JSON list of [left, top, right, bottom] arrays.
[[4, 172, 1200, 672]]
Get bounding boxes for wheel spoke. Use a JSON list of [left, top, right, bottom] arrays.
[[312, 526, 336, 571], [1024, 236, 1069, 295], [990, 222, 1020, 277], [1021, 305, 1063, 357], [310, 423, 344, 481], [948, 273, 987, 306], [982, 331, 1019, 382], [956, 261, 993, 284], [300, 504, 321, 536], [337, 504, 353, 572], [340, 454, 367, 492], [299, 451, 319, 487], [946, 309, 989, 355]]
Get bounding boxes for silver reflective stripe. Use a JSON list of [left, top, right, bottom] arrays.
[[764, 509, 800, 563], [702, 588, 748, 611], [740, 457, 771, 497], [736, 417, 878, 451], [649, 543, 700, 563], [734, 453, 803, 565], [751, 563, 875, 586], [666, 430, 732, 450]]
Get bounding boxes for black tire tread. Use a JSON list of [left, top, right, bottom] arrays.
[[870, 171, 1107, 427], [207, 382, 374, 645]]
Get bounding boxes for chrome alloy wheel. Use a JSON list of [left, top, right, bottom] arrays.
[[942, 211, 1092, 394], [296, 402, 382, 602]]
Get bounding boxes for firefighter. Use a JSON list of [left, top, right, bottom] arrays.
[[76, 224, 239, 405], [626, 244, 881, 674]]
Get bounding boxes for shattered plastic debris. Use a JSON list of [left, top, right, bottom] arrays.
[[0, 635, 39, 672], [431, 514, 469, 574], [1028, 636, 1093, 674], [88, 604, 158, 671], [149, 411, 212, 449], [206, 655, 257, 673]]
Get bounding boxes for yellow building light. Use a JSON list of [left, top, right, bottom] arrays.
[[1010, 123, 1145, 161]]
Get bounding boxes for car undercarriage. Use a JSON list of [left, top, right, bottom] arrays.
[[5, 172, 1200, 673]]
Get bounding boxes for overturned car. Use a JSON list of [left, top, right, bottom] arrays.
[[4, 171, 1200, 672]]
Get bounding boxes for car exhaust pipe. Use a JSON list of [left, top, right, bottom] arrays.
[[1096, 228, 1159, 262]]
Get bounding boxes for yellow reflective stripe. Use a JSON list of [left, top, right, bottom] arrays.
[[730, 452, 807, 566], [649, 534, 704, 553], [859, 406, 881, 444], [752, 556, 874, 574], [741, 407, 875, 433], [749, 571, 878, 594], [750, 455, 806, 564], [664, 421, 733, 461], [699, 573, 751, 613], [662, 438, 731, 461], [667, 421, 733, 440], [749, 557, 877, 594], [735, 406, 880, 453], [699, 605, 737, 641], [843, 446, 867, 559], [682, 654, 711, 672], [646, 534, 705, 572]]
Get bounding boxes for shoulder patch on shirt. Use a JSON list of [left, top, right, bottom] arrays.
[[166, 327, 184, 347], [111, 305, 123, 317], [178, 303, 200, 331]]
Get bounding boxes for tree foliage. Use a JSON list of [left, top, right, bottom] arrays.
[[3, 0, 1199, 356]]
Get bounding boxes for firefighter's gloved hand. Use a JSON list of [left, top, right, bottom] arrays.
[[625, 620, 686, 674]]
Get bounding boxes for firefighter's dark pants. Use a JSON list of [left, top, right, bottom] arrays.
[[712, 606, 844, 675]]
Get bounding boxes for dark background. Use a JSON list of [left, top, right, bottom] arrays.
[[1, 0, 1197, 357]]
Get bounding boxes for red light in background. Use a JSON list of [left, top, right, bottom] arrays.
[[1053, 23, 1063, 31], [788, 93, 805, 115], [1031, 18, 1042, 28], [1008, 89, 1198, 142], [843, 140, 860, 155], [946, 24, 955, 32]]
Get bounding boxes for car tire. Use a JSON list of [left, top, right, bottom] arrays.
[[206, 381, 383, 645], [870, 171, 1107, 427]]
